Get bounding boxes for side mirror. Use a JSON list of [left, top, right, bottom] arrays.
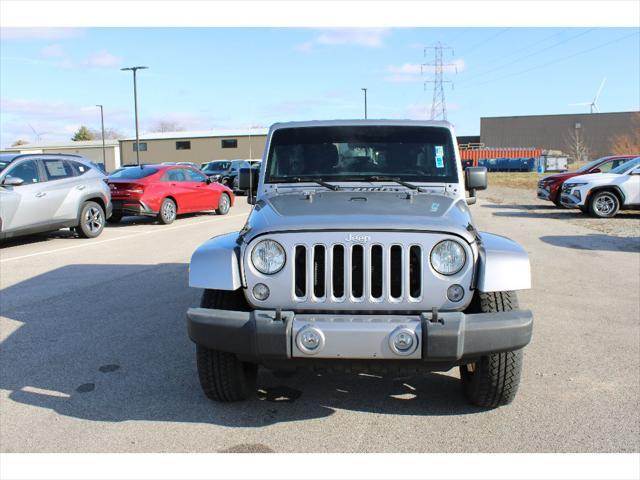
[[238, 167, 259, 194], [591, 168, 601, 173], [205, 177, 212, 184], [464, 167, 488, 205], [2, 175, 25, 187], [630, 168, 640, 176]]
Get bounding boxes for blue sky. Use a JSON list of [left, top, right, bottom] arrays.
[[1, 27, 638, 146]]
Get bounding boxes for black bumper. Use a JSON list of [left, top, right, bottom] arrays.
[[187, 308, 533, 365], [111, 200, 156, 216]]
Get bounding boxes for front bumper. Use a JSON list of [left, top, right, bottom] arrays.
[[537, 187, 551, 200], [186, 308, 533, 365], [560, 193, 583, 209]]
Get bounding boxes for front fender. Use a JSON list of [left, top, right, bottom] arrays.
[[476, 232, 531, 292], [189, 232, 242, 290]]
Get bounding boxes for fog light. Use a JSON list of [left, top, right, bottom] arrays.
[[447, 284, 465, 302], [296, 326, 325, 355], [252, 283, 270, 301], [389, 327, 418, 356]]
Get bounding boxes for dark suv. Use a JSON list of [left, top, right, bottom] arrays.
[[202, 160, 251, 190]]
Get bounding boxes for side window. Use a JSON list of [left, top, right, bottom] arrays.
[[165, 169, 186, 182], [185, 169, 207, 182], [176, 141, 191, 150], [69, 161, 89, 176], [221, 139, 238, 149], [6, 160, 40, 184], [43, 159, 75, 181]]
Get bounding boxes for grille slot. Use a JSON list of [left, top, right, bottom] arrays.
[[409, 246, 422, 298], [390, 245, 403, 299], [351, 245, 364, 298], [370, 245, 383, 299], [332, 245, 345, 298], [294, 246, 306, 298], [313, 245, 326, 298]]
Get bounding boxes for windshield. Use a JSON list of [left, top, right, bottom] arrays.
[[265, 126, 458, 184], [0, 154, 19, 174], [109, 166, 159, 179], [610, 157, 640, 174], [203, 161, 231, 172], [576, 158, 608, 173]]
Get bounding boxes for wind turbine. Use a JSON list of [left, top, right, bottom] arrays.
[[569, 78, 606, 113], [28, 124, 48, 143]]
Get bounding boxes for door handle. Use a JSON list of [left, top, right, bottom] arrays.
[[35, 192, 47, 198], [76, 185, 87, 191]]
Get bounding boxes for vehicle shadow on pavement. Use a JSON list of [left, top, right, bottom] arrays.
[[105, 212, 217, 228], [0, 229, 78, 248], [1, 263, 483, 432], [540, 234, 640, 253]]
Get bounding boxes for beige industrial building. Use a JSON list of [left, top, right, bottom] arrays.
[[119, 129, 269, 167], [2, 139, 120, 172], [480, 111, 639, 160]]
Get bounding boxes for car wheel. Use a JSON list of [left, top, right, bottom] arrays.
[[158, 198, 177, 224], [108, 212, 123, 223], [216, 193, 231, 215], [588, 191, 620, 218], [196, 289, 257, 402], [460, 291, 523, 408], [76, 201, 105, 238]]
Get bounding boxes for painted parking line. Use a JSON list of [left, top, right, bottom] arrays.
[[0, 213, 248, 263]]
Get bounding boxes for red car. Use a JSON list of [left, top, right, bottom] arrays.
[[537, 155, 635, 207], [107, 164, 234, 224]]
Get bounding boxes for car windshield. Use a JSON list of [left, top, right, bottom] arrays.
[[0, 154, 19, 173], [576, 157, 609, 173], [265, 126, 458, 184], [203, 161, 231, 172], [109, 166, 159, 179], [610, 157, 640, 175]]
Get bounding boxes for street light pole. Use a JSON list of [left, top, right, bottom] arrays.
[[96, 104, 106, 171], [121, 66, 148, 165], [361, 88, 368, 119]]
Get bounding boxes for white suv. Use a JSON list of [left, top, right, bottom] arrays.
[[561, 157, 640, 217]]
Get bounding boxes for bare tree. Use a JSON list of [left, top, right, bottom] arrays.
[[610, 113, 640, 155], [149, 121, 186, 133], [11, 139, 30, 147], [89, 127, 123, 140], [564, 127, 591, 164]]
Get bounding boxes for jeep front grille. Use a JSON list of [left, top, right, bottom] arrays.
[[292, 243, 423, 303]]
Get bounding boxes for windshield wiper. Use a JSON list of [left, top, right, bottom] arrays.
[[273, 176, 341, 191], [363, 176, 419, 190]]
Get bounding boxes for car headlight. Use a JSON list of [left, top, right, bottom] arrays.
[[251, 239, 286, 275], [430, 240, 466, 275]]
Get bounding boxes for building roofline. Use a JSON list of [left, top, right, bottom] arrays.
[[481, 111, 640, 120]]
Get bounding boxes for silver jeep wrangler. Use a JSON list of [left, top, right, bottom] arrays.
[[187, 120, 533, 408]]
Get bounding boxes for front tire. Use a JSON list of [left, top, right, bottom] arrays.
[[216, 193, 231, 215], [588, 190, 620, 218], [460, 291, 523, 408], [158, 198, 177, 224], [196, 289, 256, 402], [76, 201, 105, 238]]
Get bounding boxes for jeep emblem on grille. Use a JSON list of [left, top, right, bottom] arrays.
[[345, 233, 371, 243]]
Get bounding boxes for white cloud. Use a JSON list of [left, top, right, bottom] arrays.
[[296, 28, 390, 52], [384, 59, 464, 83], [40, 44, 65, 58], [0, 28, 83, 41], [81, 50, 123, 68]]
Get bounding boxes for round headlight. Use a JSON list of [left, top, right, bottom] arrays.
[[430, 240, 466, 275], [251, 239, 286, 275]]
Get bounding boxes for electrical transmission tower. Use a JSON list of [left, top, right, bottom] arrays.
[[422, 42, 457, 120]]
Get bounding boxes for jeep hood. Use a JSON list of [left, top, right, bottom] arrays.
[[242, 191, 476, 243]]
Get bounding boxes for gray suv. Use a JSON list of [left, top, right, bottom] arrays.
[[0, 154, 112, 240], [186, 120, 533, 408]]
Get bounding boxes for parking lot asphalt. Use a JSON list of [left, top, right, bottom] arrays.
[[1, 190, 638, 453]]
